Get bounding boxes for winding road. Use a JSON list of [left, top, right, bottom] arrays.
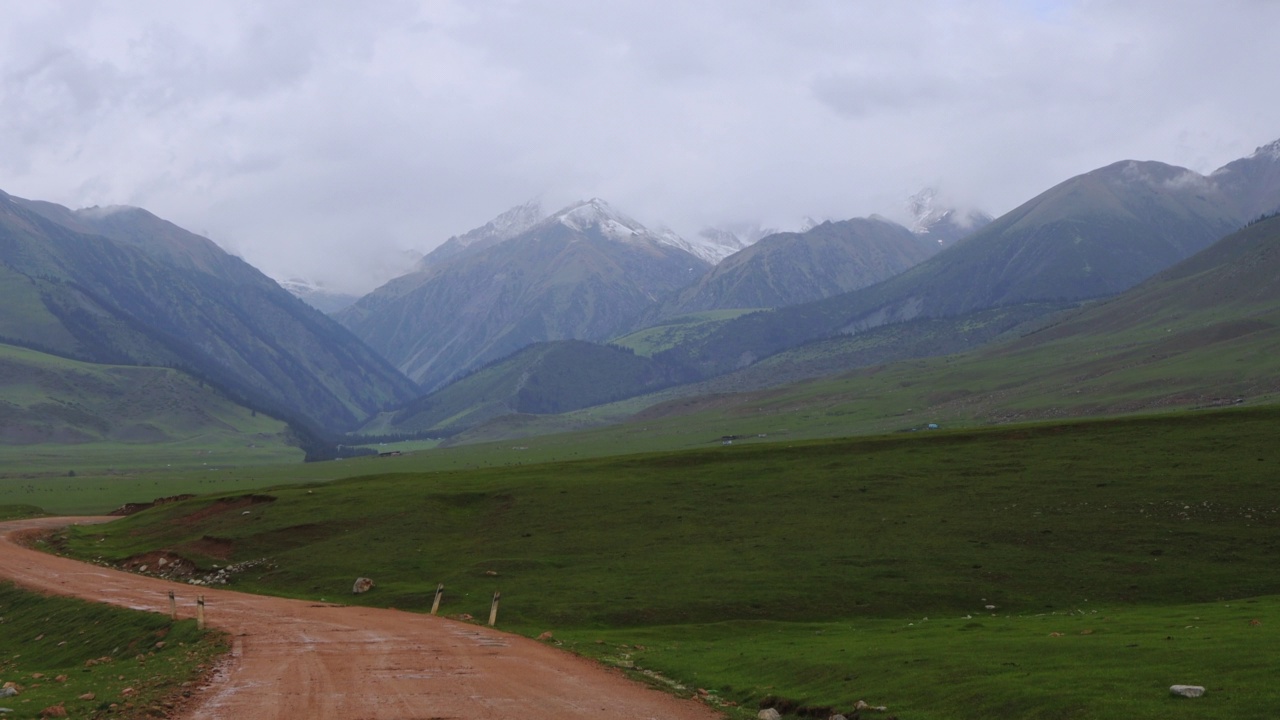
[[0, 517, 723, 720]]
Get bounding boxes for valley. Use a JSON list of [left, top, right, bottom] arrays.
[[3, 137, 1280, 718]]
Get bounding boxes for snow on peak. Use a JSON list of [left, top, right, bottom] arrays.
[[549, 198, 719, 264], [906, 188, 949, 234], [75, 204, 141, 219], [695, 223, 774, 264], [905, 188, 991, 244], [453, 199, 544, 250], [1252, 138, 1280, 161], [554, 198, 645, 238]]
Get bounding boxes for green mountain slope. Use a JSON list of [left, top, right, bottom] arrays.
[[438, 214, 1280, 450], [656, 159, 1246, 379], [0, 190, 418, 433], [653, 217, 940, 317], [0, 342, 291, 446], [361, 339, 698, 436]]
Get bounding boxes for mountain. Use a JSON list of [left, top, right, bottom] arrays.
[[654, 157, 1250, 379], [905, 188, 993, 246], [447, 213, 1280, 449], [338, 199, 711, 391], [277, 278, 362, 314], [0, 190, 418, 433], [653, 216, 941, 318], [0, 341, 291, 447], [694, 224, 775, 264], [1210, 139, 1280, 221], [416, 199, 546, 270], [359, 339, 699, 437]]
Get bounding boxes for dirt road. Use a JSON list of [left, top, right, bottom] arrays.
[[0, 517, 723, 720]]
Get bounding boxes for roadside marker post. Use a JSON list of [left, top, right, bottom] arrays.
[[197, 595, 206, 630], [488, 591, 501, 627], [431, 583, 444, 615], [168, 590, 176, 620]]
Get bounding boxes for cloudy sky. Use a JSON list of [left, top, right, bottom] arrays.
[[2, 1, 1277, 293]]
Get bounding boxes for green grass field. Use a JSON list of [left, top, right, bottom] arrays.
[[611, 309, 762, 357], [0, 581, 225, 719], [48, 406, 1280, 718]]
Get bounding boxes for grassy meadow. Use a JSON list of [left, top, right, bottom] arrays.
[[0, 581, 225, 719], [44, 406, 1280, 718]]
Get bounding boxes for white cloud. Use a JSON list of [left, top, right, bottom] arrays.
[[0, 0, 1277, 293]]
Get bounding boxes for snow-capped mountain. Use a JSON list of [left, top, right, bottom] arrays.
[[693, 223, 776, 264], [651, 216, 942, 319], [418, 199, 545, 269], [905, 189, 993, 246], [337, 197, 710, 391], [276, 277, 362, 314], [1209, 138, 1280, 221]]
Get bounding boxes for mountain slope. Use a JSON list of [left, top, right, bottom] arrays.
[[339, 199, 710, 391], [360, 339, 698, 436], [655, 217, 941, 317], [1210, 139, 1280, 221], [0, 342, 291, 446], [655, 158, 1246, 378], [0, 190, 418, 433], [448, 214, 1280, 449]]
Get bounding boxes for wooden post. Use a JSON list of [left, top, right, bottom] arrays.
[[196, 595, 205, 630], [430, 583, 444, 615], [168, 590, 176, 620], [488, 591, 501, 627]]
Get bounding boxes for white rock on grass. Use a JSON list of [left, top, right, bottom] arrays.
[[757, 709, 782, 720], [1170, 684, 1205, 698]]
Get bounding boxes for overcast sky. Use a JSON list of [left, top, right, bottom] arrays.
[[2, 1, 1278, 293]]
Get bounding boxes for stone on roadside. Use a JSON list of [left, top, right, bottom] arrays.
[[1170, 684, 1205, 698], [352, 577, 375, 594]]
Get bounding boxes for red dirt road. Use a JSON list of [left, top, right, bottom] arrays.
[[0, 517, 723, 720]]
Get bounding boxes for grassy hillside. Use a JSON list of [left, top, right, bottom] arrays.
[[0, 342, 297, 450], [0, 581, 224, 718], [611, 309, 761, 357], [359, 340, 699, 436], [56, 407, 1280, 718], [0, 190, 418, 433]]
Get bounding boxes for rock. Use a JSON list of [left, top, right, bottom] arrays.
[[537, 631, 554, 641], [757, 710, 782, 720], [54, 675, 67, 683], [121, 688, 136, 697], [78, 693, 95, 701], [1170, 684, 1205, 698], [0, 688, 15, 698], [352, 577, 375, 594], [831, 715, 848, 720], [855, 701, 869, 711], [39, 705, 67, 718]]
